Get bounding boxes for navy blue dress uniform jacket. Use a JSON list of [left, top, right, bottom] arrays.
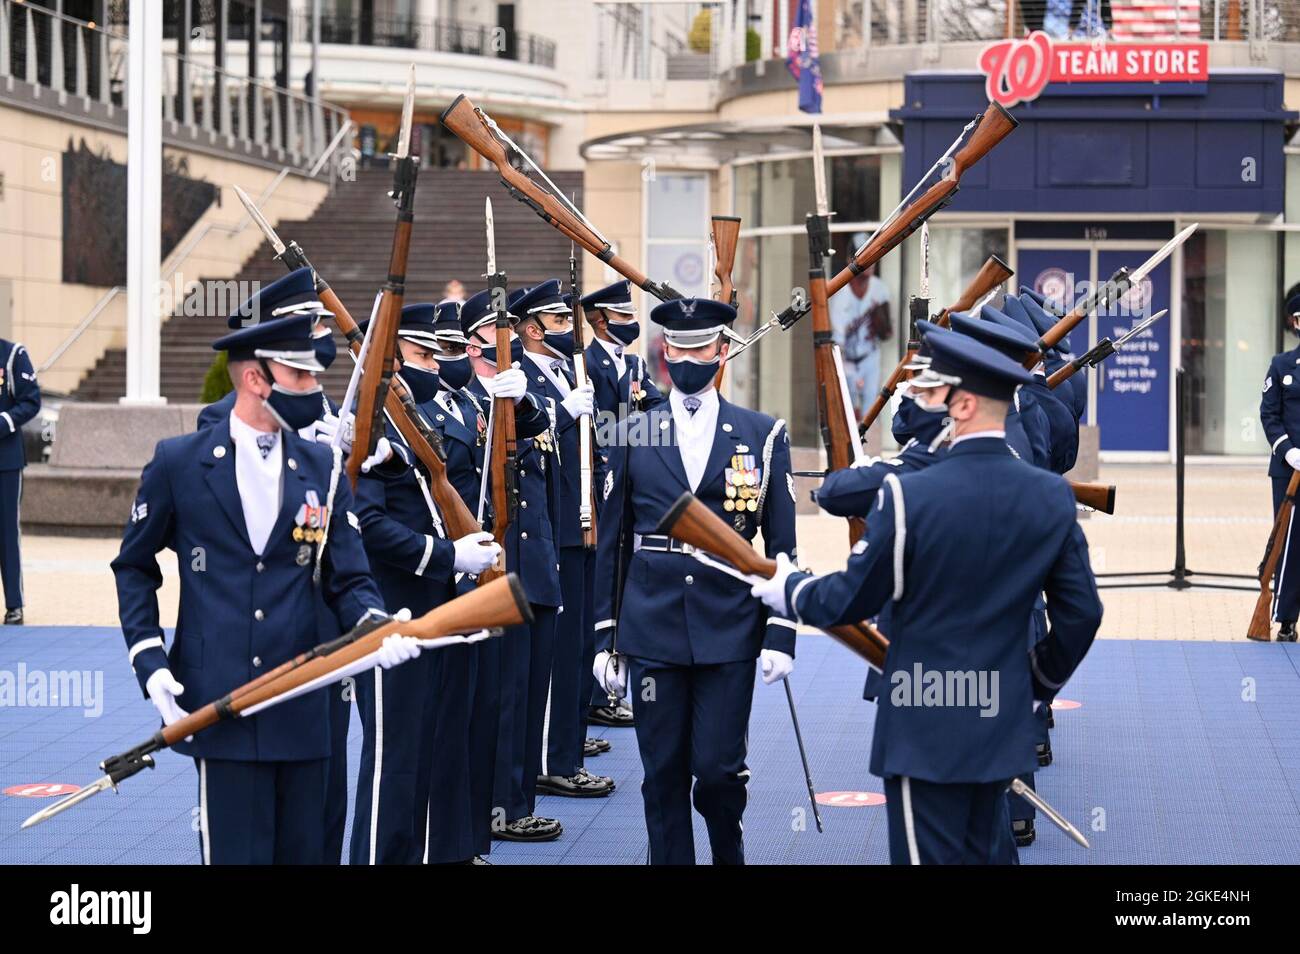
[[467, 379, 560, 606], [1024, 377, 1077, 475], [1261, 345, 1300, 479], [112, 419, 383, 762], [594, 397, 798, 664], [784, 438, 1102, 783], [585, 340, 664, 417], [421, 390, 491, 515], [523, 353, 587, 550], [0, 340, 40, 470]]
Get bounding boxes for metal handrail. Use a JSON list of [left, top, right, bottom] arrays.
[[39, 124, 356, 376]]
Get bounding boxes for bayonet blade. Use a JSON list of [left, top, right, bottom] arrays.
[[1008, 777, 1090, 848], [812, 125, 829, 217], [20, 774, 115, 830], [1114, 308, 1167, 349], [233, 184, 286, 256], [485, 197, 497, 277], [1128, 223, 1197, 287], [919, 222, 931, 300], [395, 64, 416, 160]]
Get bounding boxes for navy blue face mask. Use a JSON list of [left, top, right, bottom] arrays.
[[312, 332, 337, 370], [480, 336, 524, 367], [437, 355, 473, 391], [398, 364, 441, 405], [543, 330, 574, 358], [666, 355, 720, 395], [259, 360, 325, 431], [606, 320, 640, 347]]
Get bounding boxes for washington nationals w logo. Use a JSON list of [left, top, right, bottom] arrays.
[[978, 31, 1052, 108]]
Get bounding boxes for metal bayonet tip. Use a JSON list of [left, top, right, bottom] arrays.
[[232, 184, 286, 254], [20, 775, 114, 830], [812, 125, 829, 217], [395, 65, 417, 160]]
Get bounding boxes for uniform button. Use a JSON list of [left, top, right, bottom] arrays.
[[252, 656, 262, 667], [254, 609, 265, 621], [521, 532, 529, 540], [255, 562, 265, 573], [520, 469, 527, 477], [685, 575, 694, 585], [521, 500, 528, 508]]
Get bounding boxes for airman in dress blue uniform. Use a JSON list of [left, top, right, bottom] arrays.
[[460, 287, 568, 843], [194, 267, 353, 862], [1259, 284, 1300, 642], [512, 280, 615, 799], [1019, 288, 1088, 424], [580, 279, 663, 732], [593, 298, 798, 865], [0, 332, 41, 625], [347, 302, 503, 865], [995, 298, 1079, 474], [754, 330, 1101, 865], [111, 310, 385, 865]]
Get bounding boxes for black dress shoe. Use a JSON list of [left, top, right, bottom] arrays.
[[1012, 819, 1036, 847], [1045, 704, 1055, 729], [492, 815, 563, 842], [588, 704, 635, 728], [535, 771, 613, 798], [1036, 741, 1052, 767], [584, 738, 611, 757], [3, 608, 22, 625], [469, 855, 491, 865], [576, 766, 614, 791], [1280, 622, 1298, 643]]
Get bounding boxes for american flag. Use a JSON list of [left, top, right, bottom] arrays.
[[1111, 0, 1202, 39]]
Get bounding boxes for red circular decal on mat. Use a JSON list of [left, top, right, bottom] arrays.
[[5, 783, 79, 798], [815, 790, 886, 807], [1051, 699, 1082, 711]]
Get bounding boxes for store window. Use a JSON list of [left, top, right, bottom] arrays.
[[1182, 229, 1277, 455], [644, 172, 710, 387]]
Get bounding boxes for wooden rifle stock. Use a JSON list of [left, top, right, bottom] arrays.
[[711, 215, 742, 390], [489, 281, 518, 562], [1248, 469, 1300, 641], [807, 212, 866, 545], [1024, 266, 1131, 370], [656, 493, 888, 669], [308, 284, 502, 583], [441, 94, 680, 302], [1069, 480, 1116, 515], [859, 254, 1013, 434], [346, 269, 402, 486], [134, 575, 532, 764], [570, 254, 599, 550]]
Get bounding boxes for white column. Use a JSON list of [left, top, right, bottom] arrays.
[[124, 0, 164, 405]]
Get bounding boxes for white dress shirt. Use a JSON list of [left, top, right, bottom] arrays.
[[229, 410, 283, 555], [594, 336, 628, 380], [524, 349, 572, 396], [435, 389, 464, 425], [670, 386, 719, 492], [950, 429, 1007, 447]]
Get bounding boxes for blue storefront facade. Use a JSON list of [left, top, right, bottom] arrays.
[[893, 69, 1298, 459]]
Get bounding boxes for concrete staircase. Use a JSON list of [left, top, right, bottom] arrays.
[[73, 167, 585, 402]]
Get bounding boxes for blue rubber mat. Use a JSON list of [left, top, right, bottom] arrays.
[[2, 626, 1299, 864]]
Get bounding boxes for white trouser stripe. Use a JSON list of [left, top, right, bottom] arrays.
[[199, 758, 211, 865], [901, 776, 920, 865], [540, 672, 554, 777], [368, 666, 384, 865]]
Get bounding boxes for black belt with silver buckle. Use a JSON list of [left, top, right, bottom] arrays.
[[635, 534, 694, 554]]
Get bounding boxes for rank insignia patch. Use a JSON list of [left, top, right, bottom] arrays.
[[603, 470, 614, 501], [130, 500, 148, 524]]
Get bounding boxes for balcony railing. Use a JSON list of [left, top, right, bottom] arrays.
[[291, 12, 557, 70], [1, 0, 349, 173]]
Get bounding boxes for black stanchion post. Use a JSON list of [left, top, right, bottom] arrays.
[[1172, 367, 1189, 588]]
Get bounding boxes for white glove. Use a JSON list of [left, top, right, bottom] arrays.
[[312, 412, 355, 453], [750, 552, 799, 617], [376, 633, 421, 670], [592, 650, 629, 701], [1287, 447, 1300, 471], [452, 530, 501, 575], [760, 649, 795, 685], [560, 383, 595, 420], [359, 436, 393, 473], [486, 367, 527, 401], [145, 668, 189, 728]]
